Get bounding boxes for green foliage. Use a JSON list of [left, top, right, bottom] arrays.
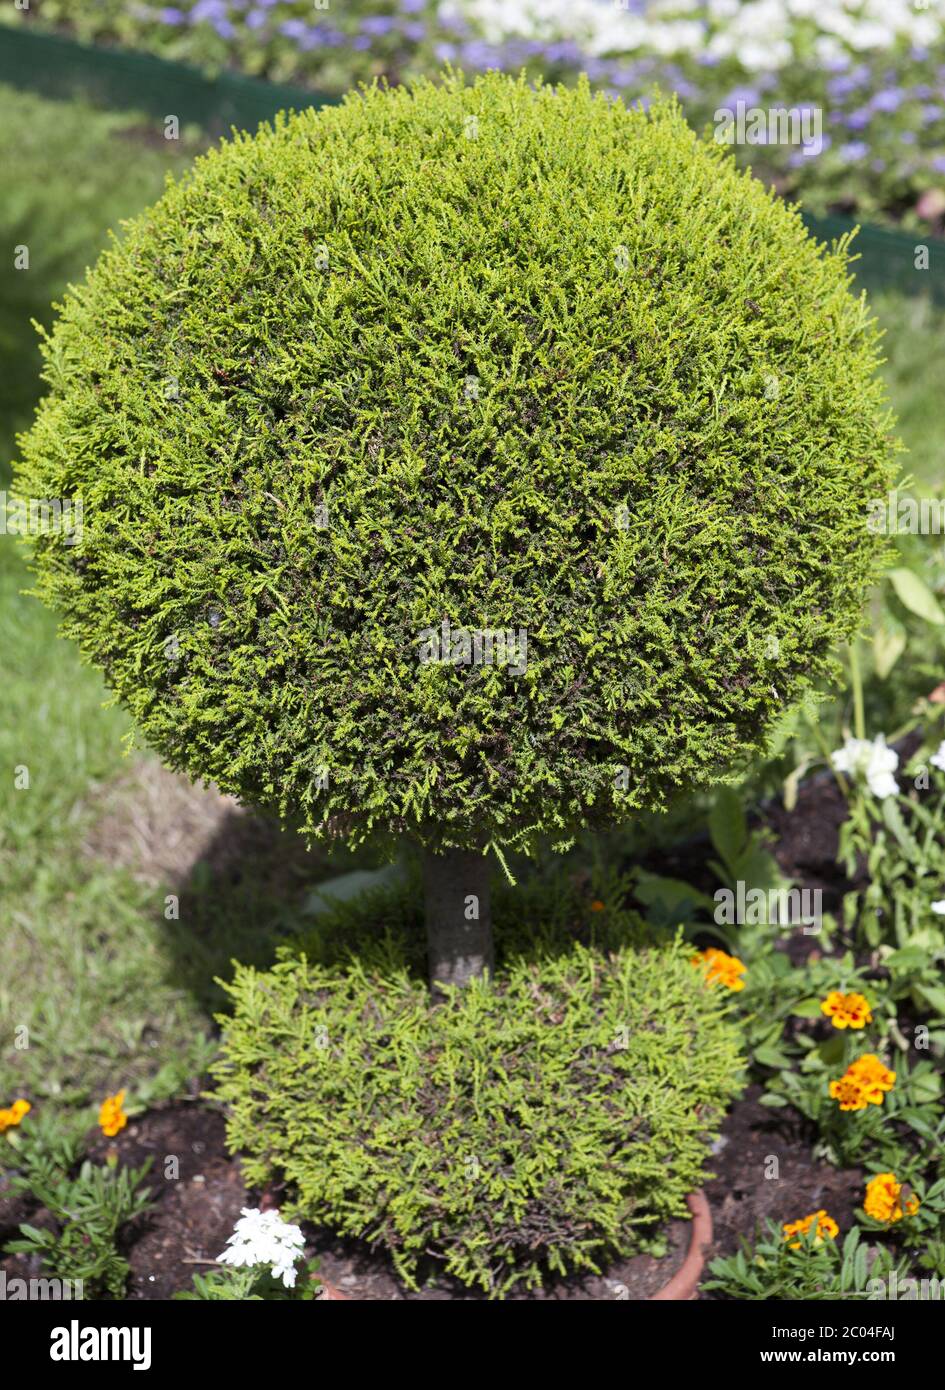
[[15, 72, 897, 856], [175, 1260, 322, 1301], [704, 1221, 907, 1302], [3, 1111, 153, 1299], [211, 875, 744, 1296]]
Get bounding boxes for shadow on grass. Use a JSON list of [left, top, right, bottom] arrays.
[[158, 806, 388, 1017]]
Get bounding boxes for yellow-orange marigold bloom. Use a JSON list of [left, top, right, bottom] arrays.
[[782, 1209, 840, 1250], [691, 947, 746, 992], [864, 1173, 920, 1224], [99, 1090, 128, 1138], [830, 1054, 895, 1111], [589, 899, 606, 912], [829, 1074, 868, 1111], [848, 1053, 896, 1103], [0, 1099, 31, 1132], [820, 991, 872, 1029]]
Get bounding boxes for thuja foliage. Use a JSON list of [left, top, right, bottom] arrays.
[[212, 874, 743, 1295], [15, 72, 896, 855]]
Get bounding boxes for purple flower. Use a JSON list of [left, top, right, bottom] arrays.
[[871, 89, 904, 114], [921, 103, 942, 125], [360, 16, 396, 36], [581, 57, 608, 82], [212, 17, 236, 38], [434, 41, 457, 62], [279, 18, 306, 38], [399, 0, 425, 11], [871, 159, 886, 172], [158, 6, 185, 22], [610, 68, 637, 90], [352, 35, 371, 50], [845, 107, 872, 131], [547, 40, 582, 64], [901, 131, 917, 145], [245, 10, 267, 31], [191, 0, 227, 20], [724, 87, 762, 109], [839, 141, 868, 163], [932, 155, 945, 174], [401, 20, 425, 42], [460, 41, 497, 69], [827, 75, 862, 100]]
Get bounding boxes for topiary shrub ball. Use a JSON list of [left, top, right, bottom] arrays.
[[16, 72, 895, 979]]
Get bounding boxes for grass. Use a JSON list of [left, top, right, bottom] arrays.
[[2, 82, 945, 1114]]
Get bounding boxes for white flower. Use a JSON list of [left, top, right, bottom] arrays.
[[930, 741, 945, 773], [218, 1207, 306, 1289], [931, 901, 945, 916], [830, 735, 899, 799]]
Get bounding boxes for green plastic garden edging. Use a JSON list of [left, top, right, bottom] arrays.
[[0, 21, 941, 304], [0, 21, 338, 134]]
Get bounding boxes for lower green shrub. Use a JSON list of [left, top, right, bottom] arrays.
[[211, 873, 744, 1295]]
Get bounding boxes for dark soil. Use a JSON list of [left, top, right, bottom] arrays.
[[0, 756, 883, 1300]]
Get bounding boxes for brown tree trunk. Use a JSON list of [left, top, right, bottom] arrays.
[[422, 847, 493, 990]]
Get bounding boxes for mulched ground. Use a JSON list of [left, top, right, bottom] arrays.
[[1, 756, 873, 1300]]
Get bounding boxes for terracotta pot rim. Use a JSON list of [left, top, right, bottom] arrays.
[[648, 1189, 712, 1301]]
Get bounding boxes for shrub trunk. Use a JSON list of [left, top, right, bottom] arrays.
[[422, 847, 493, 989]]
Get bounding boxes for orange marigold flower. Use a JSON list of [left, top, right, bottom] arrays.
[[820, 991, 872, 1029], [782, 1209, 840, 1250], [848, 1053, 896, 1103], [98, 1090, 128, 1139], [829, 1074, 868, 1111], [0, 1099, 31, 1132], [589, 900, 606, 912], [864, 1173, 920, 1224], [690, 947, 746, 992], [830, 1054, 895, 1110]]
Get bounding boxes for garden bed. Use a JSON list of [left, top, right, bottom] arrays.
[[0, 744, 890, 1300]]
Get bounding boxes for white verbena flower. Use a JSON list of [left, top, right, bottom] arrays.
[[830, 735, 899, 799], [218, 1207, 306, 1289], [931, 901, 945, 916], [930, 741, 945, 773]]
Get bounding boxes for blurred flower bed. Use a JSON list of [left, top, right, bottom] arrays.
[[9, 0, 945, 228]]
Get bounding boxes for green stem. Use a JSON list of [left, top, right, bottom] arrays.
[[848, 641, 866, 742], [805, 712, 850, 798]]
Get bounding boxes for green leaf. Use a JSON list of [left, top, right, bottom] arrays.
[[887, 567, 945, 626], [913, 983, 945, 1018], [709, 787, 747, 871], [898, 1108, 939, 1141], [791, 998, 825, 1019], [754, 1044, 794, 1069], [871, 621, 907, 680]]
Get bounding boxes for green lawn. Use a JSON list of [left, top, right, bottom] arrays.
[[2, 82, 945, 1111]]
